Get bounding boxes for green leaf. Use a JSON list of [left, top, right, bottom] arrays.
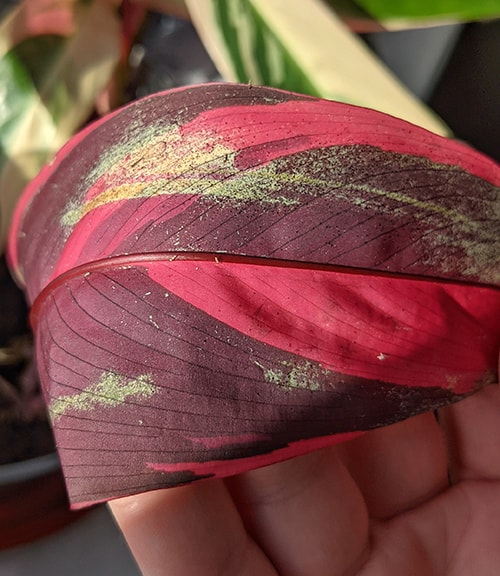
[[0, 49, 34, 167], [185, 0, 449, 134], [213, 0, 319, 95], [354, 0, 500, 22], [0, 0, 121, 252]]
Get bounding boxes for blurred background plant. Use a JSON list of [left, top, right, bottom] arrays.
[[0, 0, 498, 546]]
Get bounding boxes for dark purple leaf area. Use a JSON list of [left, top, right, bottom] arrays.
[[19, 143, 499, 305], [37, 266, 462, 504], [110, 147, 496, 279]]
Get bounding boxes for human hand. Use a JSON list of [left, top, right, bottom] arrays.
[[109, 384, 500, 576]]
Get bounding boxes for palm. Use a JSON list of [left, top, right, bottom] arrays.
[[110, 385, 500, 576]]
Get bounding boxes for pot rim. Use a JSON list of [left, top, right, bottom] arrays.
[[0, 452, 60, 486]]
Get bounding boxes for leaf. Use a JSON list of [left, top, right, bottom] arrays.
[[0, 0, 121, 252], [354, 0, 500, 24], [8, 83, 499, 507], [323, 0, 500, 31], [184, 0, 450, 134]]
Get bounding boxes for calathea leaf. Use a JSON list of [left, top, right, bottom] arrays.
[[8, 83, 499, 507]]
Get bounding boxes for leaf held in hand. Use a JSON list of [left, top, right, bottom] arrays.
[[8, 83, 499, 507]]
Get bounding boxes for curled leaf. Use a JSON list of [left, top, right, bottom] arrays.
[[8, 83, 499, 507]]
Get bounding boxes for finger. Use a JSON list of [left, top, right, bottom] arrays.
[[364, 481, 500, 574], [227, 447, 369, 576], [439, 384, 500, 483], [336, 412, 449, 519], [109, 480, 277, 576]]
